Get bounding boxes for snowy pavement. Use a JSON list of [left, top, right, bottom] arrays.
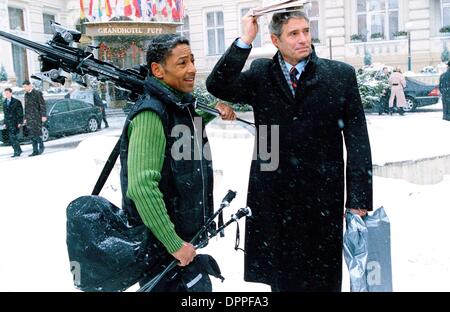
[[0, 107, 449, 292]]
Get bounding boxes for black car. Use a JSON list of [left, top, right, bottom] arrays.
[[1, 98, 102, 144], [403, 77, 440, 112]]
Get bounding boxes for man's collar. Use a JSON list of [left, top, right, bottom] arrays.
[[284, 59, 308, 74]]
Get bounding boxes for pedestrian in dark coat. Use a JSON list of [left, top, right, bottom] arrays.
[[93, 90, 109, 128], [23, 80, 47, 156], [2, 87, 23, 157], [206, 11, 373, 292], [439, 61, 450, 121]]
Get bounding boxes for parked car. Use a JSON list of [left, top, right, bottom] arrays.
[[403, 76, 440, 112], [367, 69, 440, 112], [1, 98, 102, 144]]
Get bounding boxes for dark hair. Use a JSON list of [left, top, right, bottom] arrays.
[[146, 34, 190, 75], [4, 87, 12, 93], [22, 79, 31, 86], [269, 10, 309, 37]]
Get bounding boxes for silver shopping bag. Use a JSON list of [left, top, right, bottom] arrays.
[[343, 207, 393, 292]]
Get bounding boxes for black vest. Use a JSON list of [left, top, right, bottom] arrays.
[[120, 78, 214, 243]]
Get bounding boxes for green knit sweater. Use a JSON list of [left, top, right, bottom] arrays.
[[126, 110, 184, 254]]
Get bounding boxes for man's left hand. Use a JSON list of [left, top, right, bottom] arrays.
[[215, 102, 236, 121], [348, 208, 368, 217]]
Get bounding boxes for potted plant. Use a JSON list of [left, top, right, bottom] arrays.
[[312, 38, 320, 44], [439, 25, 450, 36], [393, 30, 408, 39], [350, 34, 363, 42], [370, 32, 384, 40]]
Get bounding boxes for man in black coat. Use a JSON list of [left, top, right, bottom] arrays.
[[206, 11, 373, 292], [2, 87, 23, 157], [93, 90, 109, 128], [23, 80, 47, 156], [439, 61, 450, 121]]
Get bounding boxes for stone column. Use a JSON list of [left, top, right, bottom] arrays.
[[407, 0, 433, 71], [0, 0, 16, 81], [324, 0, 345, 60]]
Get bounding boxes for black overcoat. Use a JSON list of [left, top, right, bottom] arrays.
[[206, 42, 373, 291], [3, 97, 23, 133], [439, 70, 450, 120], [24, 89, 46, 137]]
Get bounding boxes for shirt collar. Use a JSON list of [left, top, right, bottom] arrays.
[[284, 59, 308, 77]]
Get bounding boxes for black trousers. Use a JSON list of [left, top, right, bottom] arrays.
[[8, 129, 22, 154], [101, 109, 109, 127], [31, 136, 44, 154]]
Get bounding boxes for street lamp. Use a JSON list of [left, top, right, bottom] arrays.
[[405, 22, 414, 71], [326, 28, 335, 60]]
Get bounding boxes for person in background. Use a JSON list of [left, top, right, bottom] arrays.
[[22, 80, 47, 156], [2, 88, 23, 157], [93, 90, 109, 128], [439, 60, 450, 121], [388, 67, 407, 116], [377, 67, 391, 115]]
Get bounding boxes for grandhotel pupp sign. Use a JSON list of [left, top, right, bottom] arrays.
[[85, 22, 179, 37]]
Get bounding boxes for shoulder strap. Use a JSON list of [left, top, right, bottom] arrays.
[[91, 138, 121, 195]]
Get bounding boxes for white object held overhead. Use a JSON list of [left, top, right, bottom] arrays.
[[249, 0, 310, 17]]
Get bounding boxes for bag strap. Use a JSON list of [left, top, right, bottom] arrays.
[[92, 138, 121, 196]]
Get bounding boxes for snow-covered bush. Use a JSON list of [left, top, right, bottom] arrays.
[[356, 68, 390, 109], [420, 66, 437, 74], [0, 65, 7, 81]]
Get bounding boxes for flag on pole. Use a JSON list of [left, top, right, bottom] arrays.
[[169, 0, 183, 21], [80, 0, 86, 19], [98, 0, 103, 18], [133, 0, 142, 17], [124, 0, 132, 16], [88, 0, 94, 17], [146, 0, 156, 18], [167, 0, 175, 20], [115, 0, 123, 17], [156, 0, 167, 17], [176, 0, 184, 20], [105, 0, 113, 17]]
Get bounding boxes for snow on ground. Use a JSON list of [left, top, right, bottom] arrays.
[[0, 109, 449, 291], [366, 101, 450, 165]]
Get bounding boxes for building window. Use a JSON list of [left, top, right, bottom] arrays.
[[206, 11, 225, 55], [306, 0, 320, 42], [8, 7, 25, 31], [43, 14, 56, 35], [357, 0, 399, 40], [177, 15, 190, 41], [12, 45, 29, 86], [240, 8, 261, 48], [442, 0, 450, 27]]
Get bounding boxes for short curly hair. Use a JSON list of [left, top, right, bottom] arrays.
[[146, 34, 190, 76]]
